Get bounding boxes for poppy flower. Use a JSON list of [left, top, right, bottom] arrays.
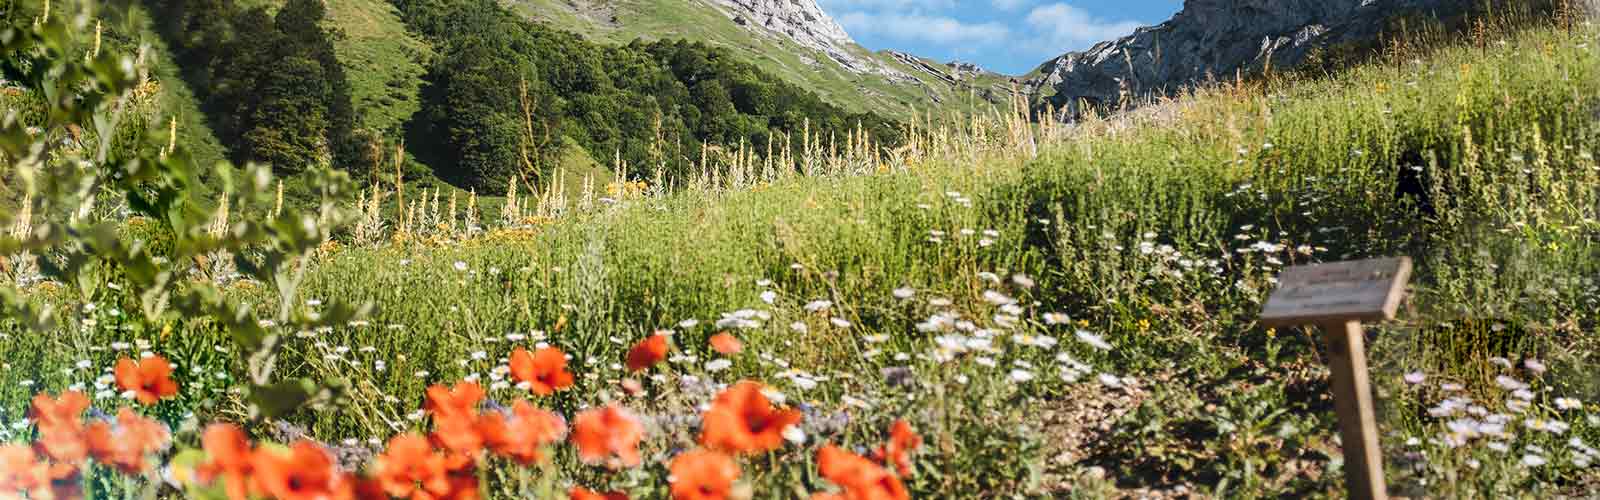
[[625, 335, 670, 372], [425, 382, 485, 419], [373, 433, 450, 499], [86, 407, 171, 475], [571, 405, 644, 468], [45, 462, 83, 500], [708, 333, 742, 355], [31, 391, 93, 466], [816, 445, 908, 500], [114, 356, 179, 405], [699, 381, 802, 454], [480, 400, 566, 465], [251, 441, 353, 500], [0, 444, 48, 497], [30, 391, 90, 430], [570, 487, 629, 500], [35, 425, 90, 467], [870, 420, 921, 476], [196, 424, 256, 500], [430, 412, 485, 458], [509, 347, 575, 396], [667, 449, 739, 500]]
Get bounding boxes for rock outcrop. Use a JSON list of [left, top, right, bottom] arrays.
[[701, 0, 914, 82], [1025, 0, 1476, 120]]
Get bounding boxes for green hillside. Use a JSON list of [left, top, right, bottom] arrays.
[[6, 2, 1600, 498], [506, 0, 1016, 120], [238, 0, 429, 136]]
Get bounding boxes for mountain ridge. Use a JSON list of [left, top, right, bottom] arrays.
[[505, 0, 1016, 119]]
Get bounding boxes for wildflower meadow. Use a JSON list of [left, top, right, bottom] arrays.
[[3, 1, 1600, 498]]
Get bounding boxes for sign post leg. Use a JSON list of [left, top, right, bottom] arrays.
[[1321, 320, 1388, 500]]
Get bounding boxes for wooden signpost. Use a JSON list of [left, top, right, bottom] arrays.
[[1261, 257, 1412, 500]]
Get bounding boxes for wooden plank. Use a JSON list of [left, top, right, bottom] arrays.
[[1260, 257, 1411, 327], [1322, 320, 1389, 500]]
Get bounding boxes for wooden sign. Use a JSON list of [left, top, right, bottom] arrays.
[[1261, 257, 1411, 326], [1260, 257, 1412, 500]]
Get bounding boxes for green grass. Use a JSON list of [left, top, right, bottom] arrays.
[[6, 18, 1600, 499]]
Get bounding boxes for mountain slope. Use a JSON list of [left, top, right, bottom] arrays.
[[1022, 0, 1559, 119], [235, 0, 429, 136], [504, 0, 1017, 119]]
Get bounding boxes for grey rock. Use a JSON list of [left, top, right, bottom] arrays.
[[700, 0, 916, 82], [1025, 0, 1477, 121]]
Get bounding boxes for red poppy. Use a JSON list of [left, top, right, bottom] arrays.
[[45, 462, 83, 500], [85, 407, 170, 475], [708, 333, 742, 356], [35, 426, 89, 467], [816, 445, 908, 500], [196, 424, 256, 500], [114, 356, 179, 405], [373, 433, 450, 500], [30, 391, 89, 430], [667, 449, 739, 500], [871, 420, 922, 476], [699, 381, 802, 454], [509, 347, 575, 396], [0, 444, 48, 497], [31, 391, 91, 465], [251, 441, 353, 500], [430, 412, 486, 458], [625, 335, 670, 372], [425, 382, 484, 419], [570, 487, 629, 500], [480, 400, 566, 465], [570, 405, 644, 468]]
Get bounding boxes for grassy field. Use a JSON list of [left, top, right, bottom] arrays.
[[5, 11, 1600, 500]]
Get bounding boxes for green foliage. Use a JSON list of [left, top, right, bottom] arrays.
[[0, 0, 369, 429], [142, 0, 356, 174], [392, 0, 903, 193]]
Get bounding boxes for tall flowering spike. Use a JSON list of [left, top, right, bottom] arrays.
[[250, 441, 353, 500], [626, 334, 670, 372], [816, 445, 909, 500], [114, 356, 179, 405], [481, 400, 567, 465], [86, 408, 171, 475], [571, 405, 644, 468], [668, 449, 739, 500], [509, 347, 575, 396], [196, 424, 255, 500], [872, 420, 922, 477], [425, 381, 485, 419], [373, 433, 451, 499], [709, 333, 743, 356], [700, 381, 802, 454]]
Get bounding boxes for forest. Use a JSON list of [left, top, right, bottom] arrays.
[[139, 0, 902, 193]]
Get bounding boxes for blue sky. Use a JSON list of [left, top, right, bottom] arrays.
[[816, 0, 1183, 75]]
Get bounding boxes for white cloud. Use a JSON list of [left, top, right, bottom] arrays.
[[837, 11, 1011, 46], [1025, 3, 1144, 51]]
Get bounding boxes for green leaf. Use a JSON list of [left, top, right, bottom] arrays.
[[248, 378, 317, 420]]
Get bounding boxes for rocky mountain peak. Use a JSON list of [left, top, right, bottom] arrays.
[[701, 0, 913, 81], [1025, 0, 1479, 121]]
